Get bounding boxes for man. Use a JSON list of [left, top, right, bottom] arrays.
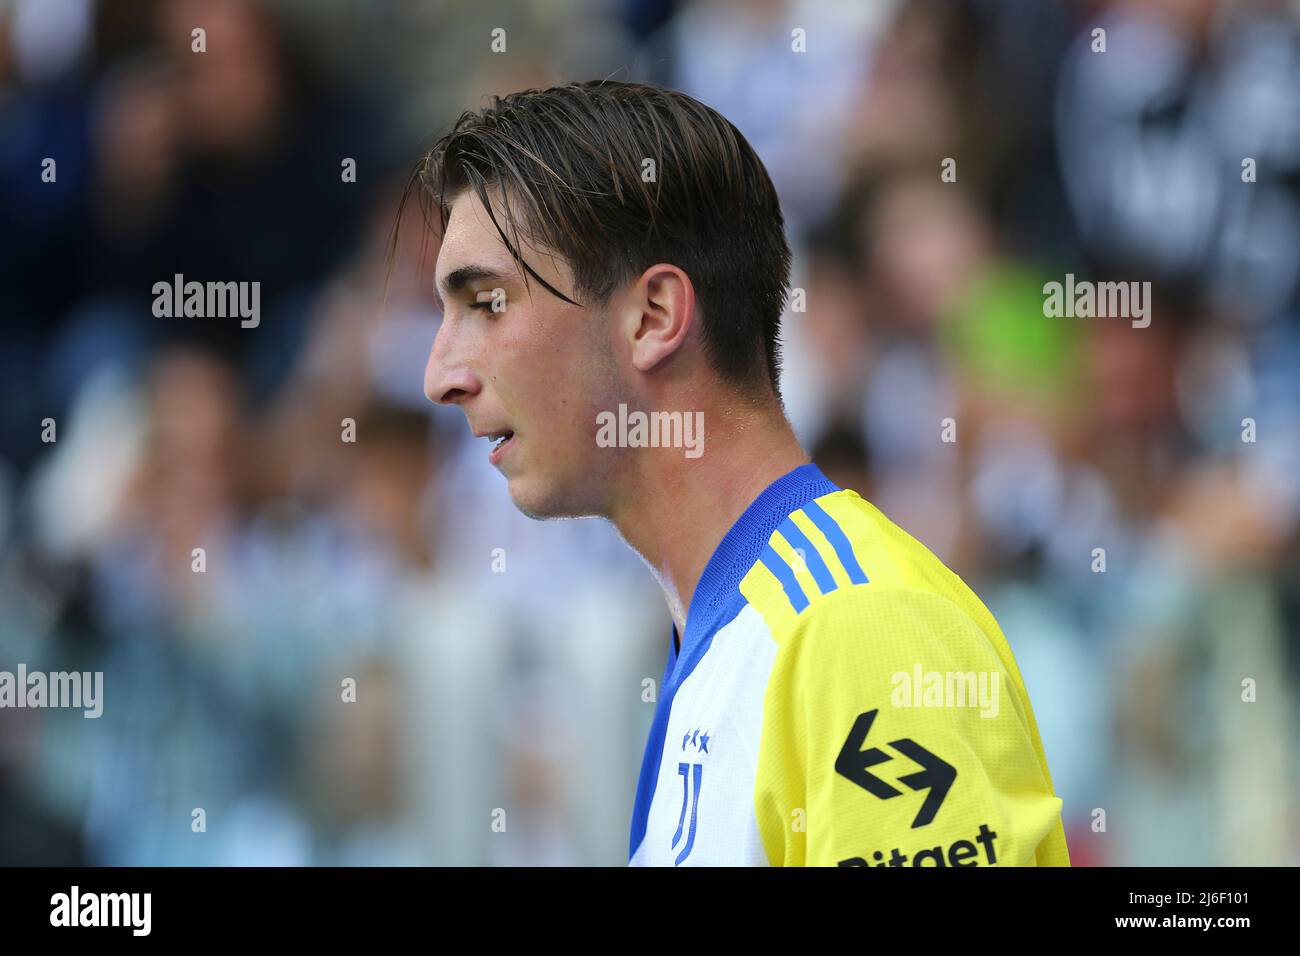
[[412, 80, 1069, 866]]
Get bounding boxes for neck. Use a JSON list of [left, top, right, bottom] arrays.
[[607, 394, 808, 636]]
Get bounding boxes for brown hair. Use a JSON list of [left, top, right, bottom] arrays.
[[395, 80, 792, 394]]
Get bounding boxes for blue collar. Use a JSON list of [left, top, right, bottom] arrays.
[[675, 461, 840, 668], [630, 461, 841, 860]]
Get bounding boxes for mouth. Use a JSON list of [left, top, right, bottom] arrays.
[[480, 428, 516, 465]]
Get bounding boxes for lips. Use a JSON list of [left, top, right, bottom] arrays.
[[488, 430, 515, 465], [470, 421, 516, 465]]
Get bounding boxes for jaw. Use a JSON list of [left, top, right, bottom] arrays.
[[504, 441, 626, 522]]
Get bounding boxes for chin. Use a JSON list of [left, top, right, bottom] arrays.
[[507, 471, 602, 521]]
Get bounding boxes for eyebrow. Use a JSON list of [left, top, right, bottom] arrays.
[[434, 265, 511, 312]]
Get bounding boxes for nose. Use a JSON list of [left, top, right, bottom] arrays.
[[423, 316, 482, 406]]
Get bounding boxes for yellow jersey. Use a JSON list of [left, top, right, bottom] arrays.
[[628, 463, 1070, 866]]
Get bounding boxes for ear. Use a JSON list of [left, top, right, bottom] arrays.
[[626, 264, 696, 373]]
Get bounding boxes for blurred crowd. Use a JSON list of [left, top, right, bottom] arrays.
[[1, 0, 1297, 866]]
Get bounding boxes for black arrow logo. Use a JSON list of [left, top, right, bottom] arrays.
[[834, 709, 957, 828], [888, 736, 957, 828], [833, 710, 902, 800]]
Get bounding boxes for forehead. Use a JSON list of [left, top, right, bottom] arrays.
[[435, 190, 518, 277]]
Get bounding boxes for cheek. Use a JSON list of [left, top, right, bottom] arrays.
[[505, 304, 623, 459], [497, 316, 560, 397], [537, 361, 602, 454]]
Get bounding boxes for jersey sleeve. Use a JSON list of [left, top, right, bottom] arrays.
[[753, 585, 1070, 867]]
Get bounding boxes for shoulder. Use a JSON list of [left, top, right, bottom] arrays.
[[735, 484, 1002, 665], [766, 584, 1008, 702], [743, 486, 993, 634]]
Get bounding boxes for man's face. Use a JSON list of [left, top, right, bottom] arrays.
[[425, 188, 628, 518]]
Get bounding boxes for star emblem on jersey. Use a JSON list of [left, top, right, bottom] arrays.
[[673, 727, 711, 864], [681, 727, 710, 754], [834, 709, 956, 828]]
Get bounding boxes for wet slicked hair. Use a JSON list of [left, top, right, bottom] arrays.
[[396, 80, 793, 395]]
